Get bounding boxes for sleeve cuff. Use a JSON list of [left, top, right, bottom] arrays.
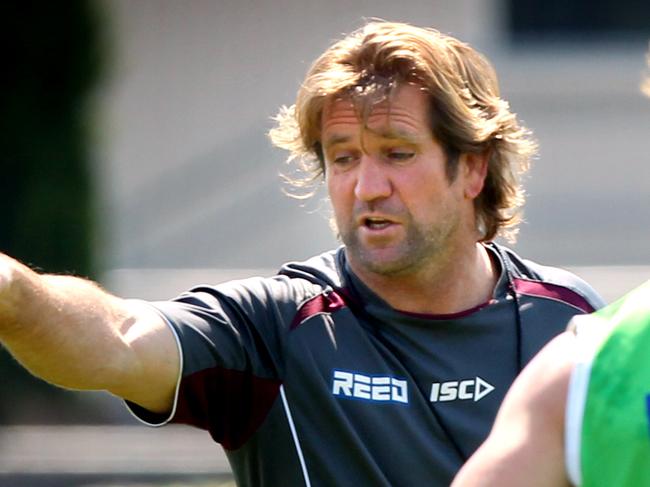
[[123, 299, 184, 427]]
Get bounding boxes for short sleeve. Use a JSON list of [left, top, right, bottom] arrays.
[[125, 275, 313, 449]]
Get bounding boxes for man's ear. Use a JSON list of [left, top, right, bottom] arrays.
[[461, 151, 489, 200]]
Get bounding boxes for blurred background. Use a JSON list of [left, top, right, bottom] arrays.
[[1, 0, 649, 485]]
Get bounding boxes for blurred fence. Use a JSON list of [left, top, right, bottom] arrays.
[[0, 425, 233, 486]]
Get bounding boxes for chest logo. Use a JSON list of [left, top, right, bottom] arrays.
[[429, 377, 495, 403], [332, 370, 408, 404]]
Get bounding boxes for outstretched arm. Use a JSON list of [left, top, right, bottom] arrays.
[[0, 252, 179, 414], [452, 332, 575, 487]]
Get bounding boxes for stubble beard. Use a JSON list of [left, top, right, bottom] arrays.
[[339, 211, 461, 278]]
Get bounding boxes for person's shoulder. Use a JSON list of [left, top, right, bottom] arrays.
[[153, 249, 343, 322], [221, 248, 343, 307], [596, 279, 650, 321], [277, 247, 343, 289], [491, 242, 606, 312]]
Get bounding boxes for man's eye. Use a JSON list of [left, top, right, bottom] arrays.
[[331, 152, 357, 165], [386, 149, 415, 162]]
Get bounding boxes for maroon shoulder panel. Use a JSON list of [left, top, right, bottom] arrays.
[[290, 291, 347, 330], [513, 278, 596, 313]]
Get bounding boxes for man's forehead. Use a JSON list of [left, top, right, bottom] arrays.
[[321, 86, 429, 140], [321, 96, 379, 128]]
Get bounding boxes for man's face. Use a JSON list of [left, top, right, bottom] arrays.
[[321, 83, 479, 277]]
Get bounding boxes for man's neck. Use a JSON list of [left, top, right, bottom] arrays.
[[349, 242, 498, 315]]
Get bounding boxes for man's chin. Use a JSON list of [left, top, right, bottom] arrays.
[[346, 245, 415, 276]]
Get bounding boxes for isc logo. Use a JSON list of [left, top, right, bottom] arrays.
[[429, 377, 495, 403], [332, 370, 408, 404]]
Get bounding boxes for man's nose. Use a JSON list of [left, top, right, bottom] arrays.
[[354, 156, 392, 202]]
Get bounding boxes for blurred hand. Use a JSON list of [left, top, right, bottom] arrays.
[[0, 254, 12, 331], [0, 253, 20, 320], [0, 253, 11, 293]]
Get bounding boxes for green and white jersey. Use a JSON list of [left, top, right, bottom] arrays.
[[566, 280, 650, 487]]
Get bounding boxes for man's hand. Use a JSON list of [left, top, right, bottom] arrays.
[[0, 253, 26, 334], [0, 255, 9, 288]]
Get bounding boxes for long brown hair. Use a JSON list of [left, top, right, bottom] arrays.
[[270, 21, 538, 242]]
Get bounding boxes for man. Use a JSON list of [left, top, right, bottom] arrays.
[[0, 21, 603, 486], [452, 280, 650, 487]]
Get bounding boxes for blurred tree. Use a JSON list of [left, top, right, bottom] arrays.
[[508, 0, 650, 42], [1, 0, 102, 275], [0, 0, 115, 424]]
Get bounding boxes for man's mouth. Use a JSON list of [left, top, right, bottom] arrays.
[[363, 217, 394, 230]]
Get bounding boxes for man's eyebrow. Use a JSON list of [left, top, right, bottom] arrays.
[[322, 134, 352, 148], [323, 130, 424, 148], [373, 128, 424, 144]]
